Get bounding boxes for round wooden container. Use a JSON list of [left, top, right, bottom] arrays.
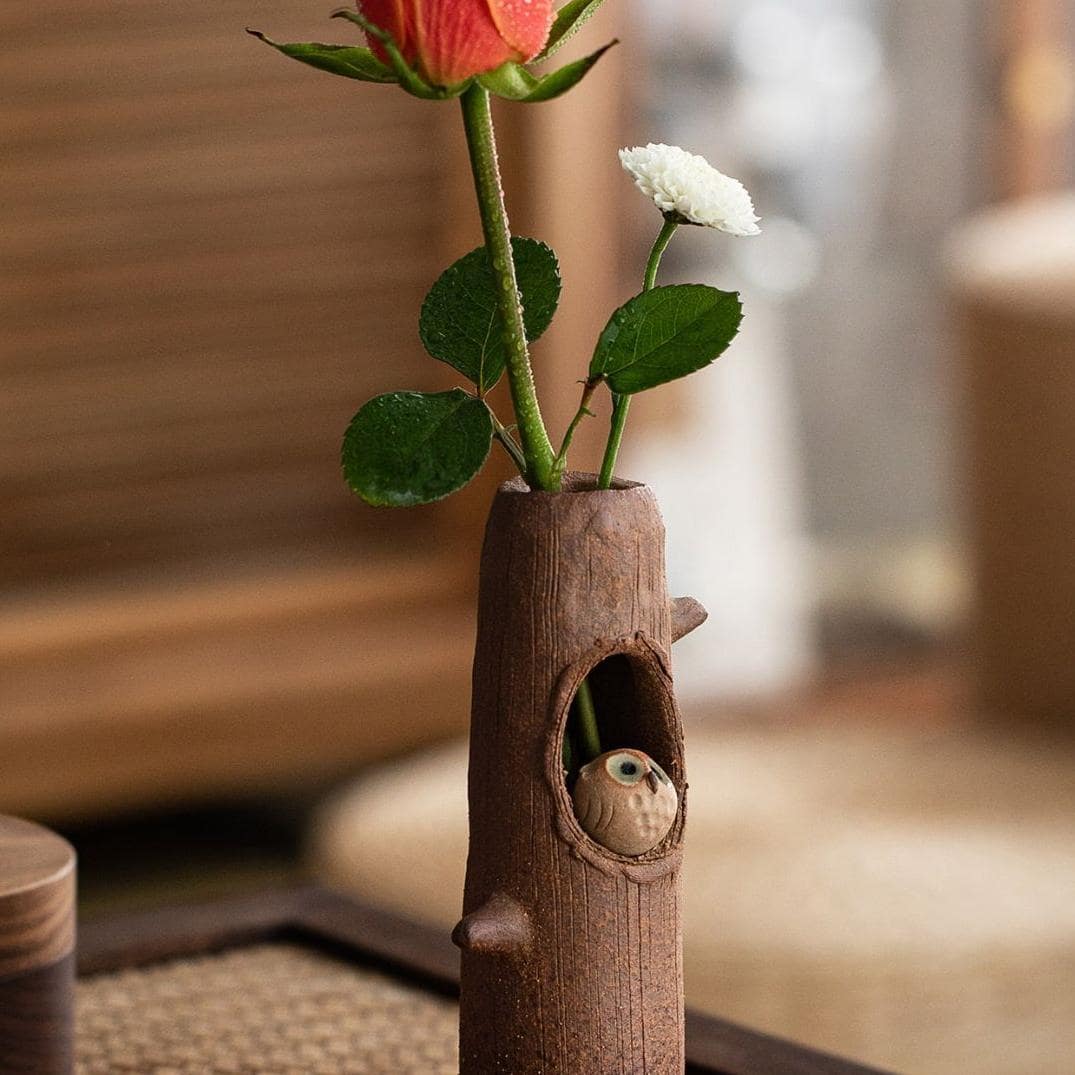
[[946, 194, 1075, 723], [0, 816, 76, 1074]]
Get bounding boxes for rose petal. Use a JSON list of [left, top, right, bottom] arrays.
[[359, 0, 415, 68], [410, 0, 518, 85], [360, 0, 553, 86], [486, 0, 554, 60]]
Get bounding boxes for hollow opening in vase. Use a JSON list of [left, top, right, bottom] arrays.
[[558, 648, 683, 859]]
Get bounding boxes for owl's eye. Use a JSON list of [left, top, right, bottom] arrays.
[[606, 752, 644, 785]]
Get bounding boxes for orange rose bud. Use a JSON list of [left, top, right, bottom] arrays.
[[359, 0, 554, 86]]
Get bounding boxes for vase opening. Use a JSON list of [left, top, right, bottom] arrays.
[[557, 646, 684, 860], [501, 471, 643, 496]]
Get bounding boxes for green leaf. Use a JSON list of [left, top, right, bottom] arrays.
[[246, 30, 397, 83], [342, 390, 493, 507], [522, 41, 617, 102], [589, 285, 744, 395], [480, 41, 616, 102], [420, 238, 561, 393], [540, 0, 609, 59]]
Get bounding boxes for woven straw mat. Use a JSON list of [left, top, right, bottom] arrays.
[[77, 942, 458, 1074]]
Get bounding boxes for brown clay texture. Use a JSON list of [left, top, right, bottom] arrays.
[[455, 474, 689, 1074]]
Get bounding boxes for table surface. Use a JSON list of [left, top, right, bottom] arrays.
[[78, 939, 458, 1074], [77, 886, 893, 1075]]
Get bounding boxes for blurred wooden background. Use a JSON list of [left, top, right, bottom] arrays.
[[0, 1, 629, 818]]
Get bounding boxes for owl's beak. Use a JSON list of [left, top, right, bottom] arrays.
[[646, 770, 660, 793]]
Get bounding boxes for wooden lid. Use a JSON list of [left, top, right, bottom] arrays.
[[0, 815, 76, 978], [945, 193, 1075, 318]]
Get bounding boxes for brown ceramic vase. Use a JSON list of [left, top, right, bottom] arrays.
[[453, 473, 706, 1074]]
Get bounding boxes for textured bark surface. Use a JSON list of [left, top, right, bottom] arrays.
[[455, 474, 691, 1074]]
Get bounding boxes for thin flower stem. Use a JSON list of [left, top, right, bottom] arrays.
[[645, 217, 680, 291], [597, 393, 630, 489], [573, 222, 683, 763], [562, 726, 576, 774], [573, 679, 602, 762], [460, 85, 558, 491], [597, 218, 680, 490]]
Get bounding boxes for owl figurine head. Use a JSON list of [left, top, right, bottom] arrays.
[[571, 748, 678, 857]]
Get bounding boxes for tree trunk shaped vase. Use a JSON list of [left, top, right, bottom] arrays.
[[453, 474, 706, 1074]]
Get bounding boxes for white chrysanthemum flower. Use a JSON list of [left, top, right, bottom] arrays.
[[619, 143, 761, 236]]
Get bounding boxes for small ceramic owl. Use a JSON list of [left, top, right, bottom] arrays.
[[571, 748, 678, 857]]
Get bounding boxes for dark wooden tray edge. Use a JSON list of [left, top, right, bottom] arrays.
[[78, 885, 894, 1075]]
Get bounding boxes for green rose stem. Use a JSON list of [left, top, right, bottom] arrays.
[[597, 216, 681, 489], [460, 84, 558, 491]]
